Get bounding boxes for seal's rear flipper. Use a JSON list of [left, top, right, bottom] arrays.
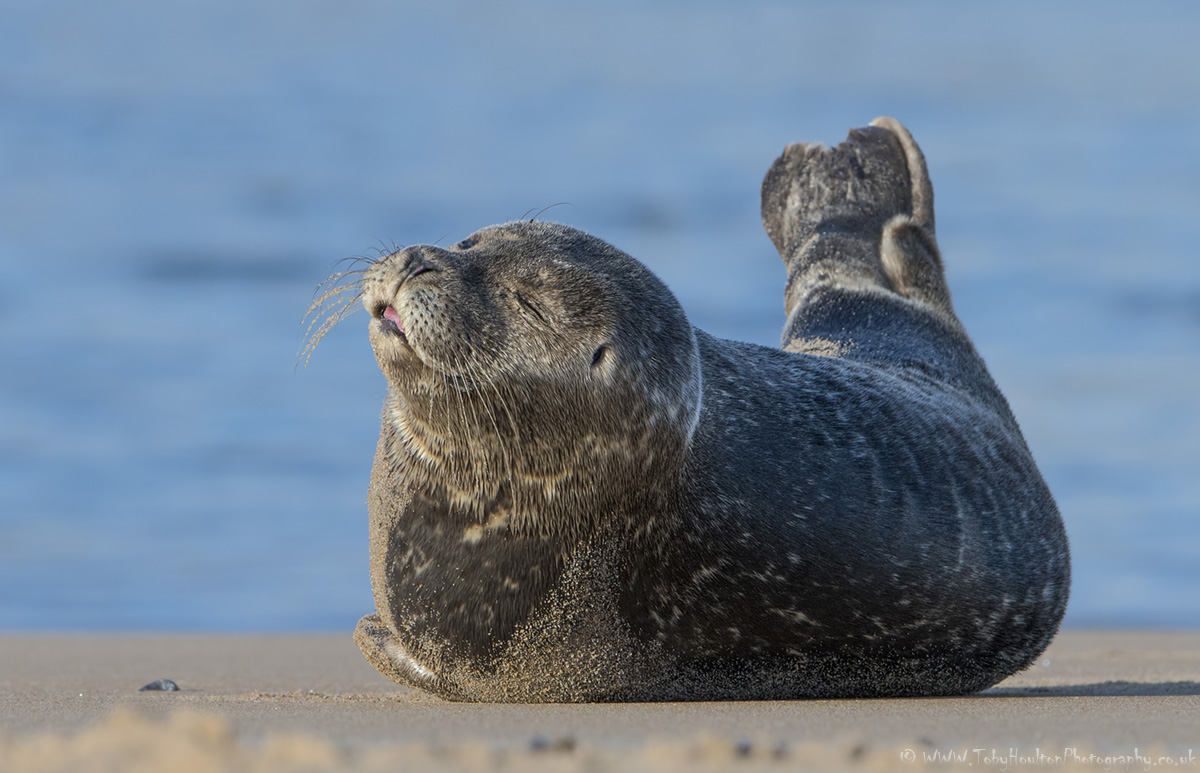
[[880, 213, 953, 318], [869, 116, 935, 235], [761, 117, 956, 342]]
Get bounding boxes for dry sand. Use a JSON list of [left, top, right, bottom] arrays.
[[0, 630, 1196, 771]]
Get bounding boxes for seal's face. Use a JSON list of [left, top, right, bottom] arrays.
[[363, 223, 614, 389], [360, 221, 702, 529]]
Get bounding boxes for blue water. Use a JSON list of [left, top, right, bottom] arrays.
[[1, 0, 1197, 630]]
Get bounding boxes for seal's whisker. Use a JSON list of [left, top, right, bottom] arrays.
[[475, 357, 522, 482], [309, 262, 373, 294], [305, 263, 375, 306], [304, 284, 360, 320], [333, 254, 380, 270], [300, 289, 362, 366], [440, 337, 517, 486], [304, 270, 365, 320], [302, 284, 360, 331], [298, 256, 381, 367], [527, 202, 575, 222], [435, 368, 460, 474], [461, 353, 515, 484], [444, 351, 473, 447], [366, 238, 405, 259]]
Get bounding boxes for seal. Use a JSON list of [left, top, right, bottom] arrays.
[[314, 117, 1069, 702]]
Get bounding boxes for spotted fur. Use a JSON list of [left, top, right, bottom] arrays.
[[347, 117, 1070, 701]]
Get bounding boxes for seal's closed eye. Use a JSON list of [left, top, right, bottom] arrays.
[[453, 237, 478, 250]]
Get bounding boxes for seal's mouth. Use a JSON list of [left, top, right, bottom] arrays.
[[379, 305, 405, 337]]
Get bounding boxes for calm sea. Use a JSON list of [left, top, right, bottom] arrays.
[[1, 0, 1197, 629]]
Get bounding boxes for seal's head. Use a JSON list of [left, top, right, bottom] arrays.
[[360, 221, 702, 533]]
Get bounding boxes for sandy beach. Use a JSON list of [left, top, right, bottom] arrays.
[[0, 630, 1196, 771]]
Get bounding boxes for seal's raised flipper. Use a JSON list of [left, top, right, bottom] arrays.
[[761, 117, 958, 355]]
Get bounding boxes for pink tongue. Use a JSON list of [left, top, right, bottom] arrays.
[[384, 305, 403, 331]]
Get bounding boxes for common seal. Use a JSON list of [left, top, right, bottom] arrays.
[[315, 117, 1069, 702]]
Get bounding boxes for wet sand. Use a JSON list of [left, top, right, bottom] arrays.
[[1, 630, 1197, 771]]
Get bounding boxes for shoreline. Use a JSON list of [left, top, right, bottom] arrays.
[[2, 630, 1197, 770]]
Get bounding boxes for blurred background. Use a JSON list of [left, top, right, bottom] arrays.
[[1, 0, 1196, 630]]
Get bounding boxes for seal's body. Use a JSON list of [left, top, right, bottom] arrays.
[[348, 118, 1069, 701]]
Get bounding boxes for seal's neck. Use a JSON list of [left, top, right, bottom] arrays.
[[381, 380, 689, 536]]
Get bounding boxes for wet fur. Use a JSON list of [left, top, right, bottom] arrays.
[[315, 117, 1070, 701]]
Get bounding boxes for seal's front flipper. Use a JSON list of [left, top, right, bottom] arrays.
[[354, 613, 443, 693]]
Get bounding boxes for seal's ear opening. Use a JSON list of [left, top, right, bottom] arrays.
[[591, 344, 610, 368]]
